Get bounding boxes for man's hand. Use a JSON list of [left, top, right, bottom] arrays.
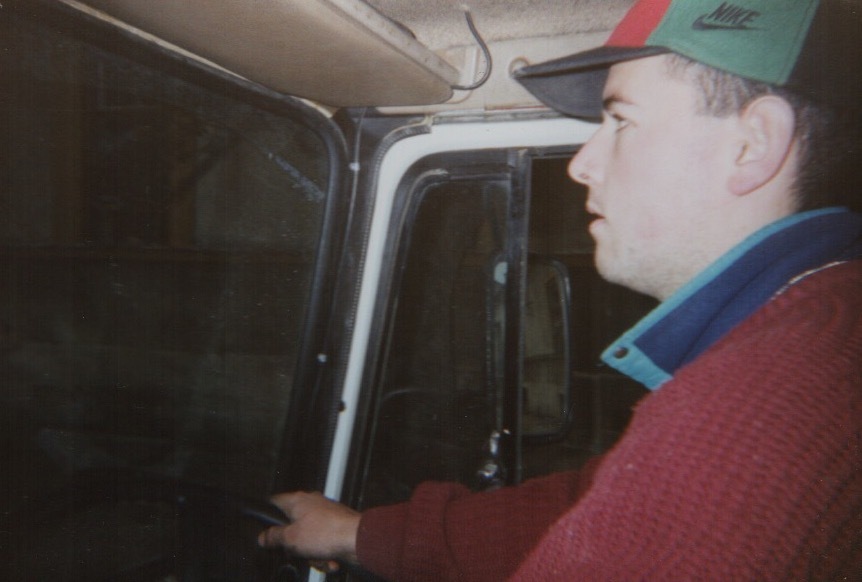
[[257, 491, 361, 570]]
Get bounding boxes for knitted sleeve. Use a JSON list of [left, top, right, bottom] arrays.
[[509, 262, 862, 580], [356, 456, 604, 582]]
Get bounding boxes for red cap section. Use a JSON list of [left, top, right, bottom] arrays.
[[606, 0, 673, 48]]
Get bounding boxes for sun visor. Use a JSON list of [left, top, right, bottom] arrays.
[[69, 0, 460, 107]]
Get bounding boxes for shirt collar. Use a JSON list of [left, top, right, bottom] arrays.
[[602, 207, 862, 390]]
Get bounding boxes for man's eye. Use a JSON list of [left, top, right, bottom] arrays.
[[600, 110, 631, 133], [611, 114, 630, 131]]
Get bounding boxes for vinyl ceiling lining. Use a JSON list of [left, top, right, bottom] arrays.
[[71, 0, 461, 107]]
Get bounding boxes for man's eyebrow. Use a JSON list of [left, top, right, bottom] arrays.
[[602, 94, 635, 112]]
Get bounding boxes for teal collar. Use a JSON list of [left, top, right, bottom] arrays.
[[602, 208, 862, 389]]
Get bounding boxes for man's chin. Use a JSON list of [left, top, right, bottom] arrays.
[[593, 252, 617, 284], [594, 254, 649, 297]]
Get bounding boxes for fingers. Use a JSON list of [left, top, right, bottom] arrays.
[[268, 490, 302, 516], [257, 525, 285, 549], [258, 527, 341, 574], [269, 490, 326, 521], [256, 491, 361, 564], [310, 560, 341, 574]]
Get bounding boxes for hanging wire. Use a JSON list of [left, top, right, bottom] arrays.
[[452, 7, 493, 91]]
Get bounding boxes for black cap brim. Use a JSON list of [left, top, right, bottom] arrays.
[[513, 45, 668, 120]]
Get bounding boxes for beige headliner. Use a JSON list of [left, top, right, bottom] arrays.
[[66, 0, 634, 111]]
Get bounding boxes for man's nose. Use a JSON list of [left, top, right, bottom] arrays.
[[568, 145, 594, 186]]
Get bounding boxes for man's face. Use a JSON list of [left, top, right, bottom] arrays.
[[568, 55, 738, 300]]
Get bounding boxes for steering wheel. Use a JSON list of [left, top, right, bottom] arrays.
[[0, 469, 305, 581]]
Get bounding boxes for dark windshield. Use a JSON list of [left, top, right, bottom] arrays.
[[0, 6, 333, 575]]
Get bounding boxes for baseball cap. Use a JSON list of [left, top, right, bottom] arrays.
[[514, 0, 862, 120]]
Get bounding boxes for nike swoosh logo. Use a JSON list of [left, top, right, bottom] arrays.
[[692, 15, 759, 31]]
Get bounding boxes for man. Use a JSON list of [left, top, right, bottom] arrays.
[[259, 0, 862, 579]]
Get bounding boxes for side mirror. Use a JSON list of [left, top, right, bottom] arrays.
[[488, 256, 573, 442], [522, 258, 572, 440]]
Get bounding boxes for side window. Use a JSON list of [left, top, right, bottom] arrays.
[[356, 170, 510, 508], [0, 7, 340, 579], [352, 153, 654, 511]]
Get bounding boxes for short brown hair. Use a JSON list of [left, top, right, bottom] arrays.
[[665, 53, 859, 212]]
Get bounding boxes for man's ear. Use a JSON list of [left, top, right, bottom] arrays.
[[727, 95, 796, 196]]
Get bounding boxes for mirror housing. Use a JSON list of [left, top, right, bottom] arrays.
[[522, 258, 573, 440], [488, 256, 573, 442]]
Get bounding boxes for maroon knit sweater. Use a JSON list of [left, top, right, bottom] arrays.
[[356, 260, 862, 581]]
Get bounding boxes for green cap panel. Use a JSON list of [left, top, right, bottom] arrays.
[[647, 0, 819, 85]]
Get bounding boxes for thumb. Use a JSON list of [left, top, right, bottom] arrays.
[[257, 524, 287, 549]]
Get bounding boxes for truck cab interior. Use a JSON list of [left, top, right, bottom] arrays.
[[0, 1, 659, 580]]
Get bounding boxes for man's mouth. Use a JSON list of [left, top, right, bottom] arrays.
[[586, 201, 606, 235], [586, 202, 604, 220]]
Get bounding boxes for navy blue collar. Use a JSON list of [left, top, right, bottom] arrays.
[[602, 208, 862, 389]]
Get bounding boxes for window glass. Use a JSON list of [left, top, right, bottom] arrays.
[[356, 155, 654, 510], [0, 5, 330, 540], [358, 176, 509, 508]]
